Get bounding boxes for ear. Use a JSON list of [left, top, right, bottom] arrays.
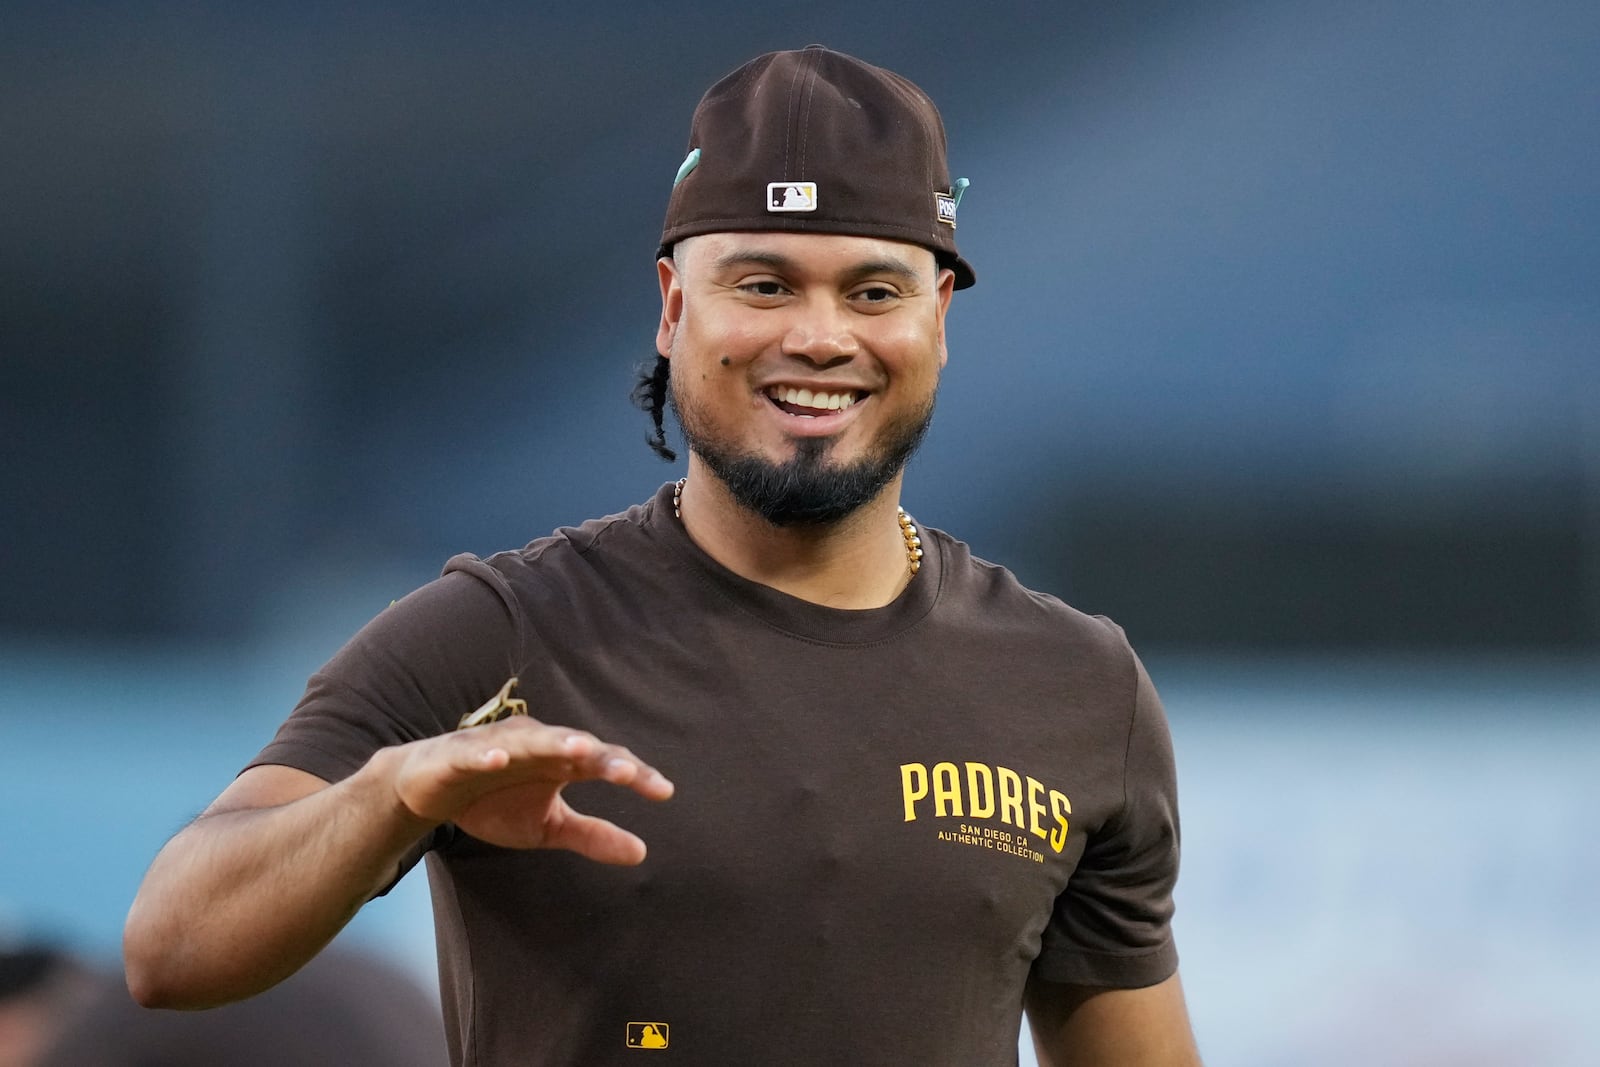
[[656, 255, 684, 359], [933, 267, 956, 369]]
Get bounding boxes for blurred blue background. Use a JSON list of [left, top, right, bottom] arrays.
[[2, 3, 1596, 1064]]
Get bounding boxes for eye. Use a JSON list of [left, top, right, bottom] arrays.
[[738, 279, 790, 298], [851, 284, 901, 307]]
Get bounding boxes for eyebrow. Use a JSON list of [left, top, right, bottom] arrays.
[[710, 248, 925, 285]]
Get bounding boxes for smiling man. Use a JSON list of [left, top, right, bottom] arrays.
[[655, 230, 952, 608], [125, 46, 1201, 1067], [663, 232, 948, 532]]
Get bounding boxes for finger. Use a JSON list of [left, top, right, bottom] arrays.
[[446, 720, 599, 776], [468, 722, 675, 799], [543, 808, 651, 866], [401, 723, 580, 806], [590, 744, 675, 801]]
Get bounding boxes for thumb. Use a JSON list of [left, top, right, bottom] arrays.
[[542, 806, 650, 866]]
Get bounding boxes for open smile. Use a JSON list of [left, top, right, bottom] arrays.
[[764, 385, 869, 418]]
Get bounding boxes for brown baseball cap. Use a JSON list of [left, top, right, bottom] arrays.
[[658, 45, 976, 289]]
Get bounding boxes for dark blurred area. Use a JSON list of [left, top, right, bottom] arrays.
[[0, 939, 446, 1067], [4, 1, 1596, 653]]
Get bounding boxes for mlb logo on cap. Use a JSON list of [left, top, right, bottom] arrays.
[[767, 181, 818, 213]]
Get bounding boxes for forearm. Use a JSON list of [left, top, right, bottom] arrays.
[[123, 748, 434, 1009], [125, 712, 675, 1008]]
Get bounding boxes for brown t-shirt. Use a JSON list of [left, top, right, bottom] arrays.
[[250, 483, 1181, 1066]]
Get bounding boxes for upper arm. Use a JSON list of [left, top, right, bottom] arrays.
[[1025, 972, 1202, 1067], [203, 764, 331, 818]]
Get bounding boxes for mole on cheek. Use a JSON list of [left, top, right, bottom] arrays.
[[720, 356, 731, 366]]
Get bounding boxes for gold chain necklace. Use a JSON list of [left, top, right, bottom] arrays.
[[673, 477, 922, 577]]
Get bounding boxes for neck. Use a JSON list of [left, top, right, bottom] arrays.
[[674, 460, 914, 609]]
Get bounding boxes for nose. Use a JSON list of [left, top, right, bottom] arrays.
[[779, 297, 859, 366]]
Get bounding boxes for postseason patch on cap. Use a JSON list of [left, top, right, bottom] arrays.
[[767, 181, 819, 213], [935, 191, 957, 228]]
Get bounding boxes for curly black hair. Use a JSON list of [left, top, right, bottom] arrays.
[[631, 354, 676, 461]]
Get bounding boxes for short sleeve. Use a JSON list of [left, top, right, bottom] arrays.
[[242, 558, 524, 892], [1032, 649, 1181, 988], [246, 557, 523, 788]]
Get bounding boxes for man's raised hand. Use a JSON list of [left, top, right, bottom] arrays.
[[389, 716, 674, 864]]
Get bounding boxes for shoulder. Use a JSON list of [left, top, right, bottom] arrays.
[[927, 526, 1136, 662], [428, 489, 692, 635], [443, 495, 663, 589]]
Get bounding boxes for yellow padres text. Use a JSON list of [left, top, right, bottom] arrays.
[[900, 762, 1071, 853]]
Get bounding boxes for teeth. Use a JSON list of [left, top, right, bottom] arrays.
[[770, 387, 858, 411]]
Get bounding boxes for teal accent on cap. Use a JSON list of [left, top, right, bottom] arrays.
[[673, 148, 701, 188], [953, 177, 969, 208]]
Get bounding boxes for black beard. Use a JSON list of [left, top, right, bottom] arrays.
[[670, 388, 936, 527]]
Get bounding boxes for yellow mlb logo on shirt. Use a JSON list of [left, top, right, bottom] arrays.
[[626, 1022, 669, 1049]]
